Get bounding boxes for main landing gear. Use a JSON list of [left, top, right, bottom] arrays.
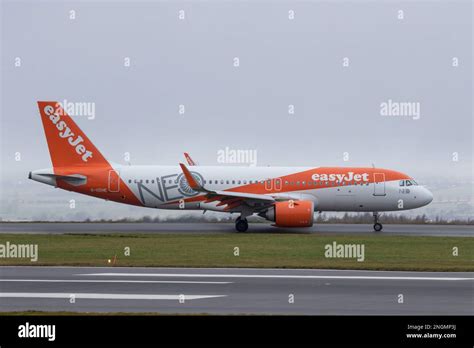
[[235, 216, 249, 232], [373, 212, 383, 232]]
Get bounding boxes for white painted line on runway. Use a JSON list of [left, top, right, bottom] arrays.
[[80, 273, 474, 281], [0, 293, 226, 300], [0, 279, 231, 284]]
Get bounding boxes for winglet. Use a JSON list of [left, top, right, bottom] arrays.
[[179, 163, 202, 191], [184, 152, 197, 166]]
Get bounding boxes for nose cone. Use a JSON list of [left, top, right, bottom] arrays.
[[420, 187, 433, 206]]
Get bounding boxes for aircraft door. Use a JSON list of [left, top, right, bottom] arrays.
[[373, 173, 386, 196], [108, 170, 120, 192]]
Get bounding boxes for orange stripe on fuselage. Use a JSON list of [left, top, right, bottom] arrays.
[[164, 167, 410, 206], [228, 167, 409, 195], [54, 166, 143, 207]]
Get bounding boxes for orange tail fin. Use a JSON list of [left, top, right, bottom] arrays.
[[37, 101, 109, 168]]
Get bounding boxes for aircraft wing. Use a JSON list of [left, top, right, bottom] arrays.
[[179, 163, 275, 211]]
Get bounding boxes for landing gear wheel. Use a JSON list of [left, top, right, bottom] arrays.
[[372, 212, 382, 232], [235, 218, 248, 232]]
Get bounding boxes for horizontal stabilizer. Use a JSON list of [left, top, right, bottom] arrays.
[[29, 169, 87, 186]]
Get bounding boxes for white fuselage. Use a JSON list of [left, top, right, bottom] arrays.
[[117, 165, 433, 213]]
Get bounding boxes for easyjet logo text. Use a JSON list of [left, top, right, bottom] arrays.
[[311, 172, 369, 182], [44, 105, 93, 162]]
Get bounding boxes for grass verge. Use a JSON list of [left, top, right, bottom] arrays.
[[0, 233, 472, 271]]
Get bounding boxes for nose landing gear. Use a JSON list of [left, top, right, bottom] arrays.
[[235, 216, 249, 232], [373, 212, 383, 232]]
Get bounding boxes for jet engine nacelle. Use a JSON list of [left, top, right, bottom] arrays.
[[261, 200, 314, 227]]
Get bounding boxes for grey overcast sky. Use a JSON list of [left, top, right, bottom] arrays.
[[1, 0, 472, 220]]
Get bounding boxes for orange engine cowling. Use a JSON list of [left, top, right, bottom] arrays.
[[261, 200, 314, 227]]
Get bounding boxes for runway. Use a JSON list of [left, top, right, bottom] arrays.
[[0, 266, 472, 315], [1, 222, 472, 236]]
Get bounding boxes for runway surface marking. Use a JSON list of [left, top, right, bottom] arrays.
[[0, 279, 232, 284], [81, 272, 474, 281], [1, 267, 472, 314], [0, 293, 226, 300]]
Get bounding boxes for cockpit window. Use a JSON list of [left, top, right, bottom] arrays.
[[399, 180, 405, 187], [405, 180, 413, 186], [411, 179, 418, 185]]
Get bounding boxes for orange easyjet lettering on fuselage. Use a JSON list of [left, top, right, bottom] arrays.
[[312, 172, 369, 182]]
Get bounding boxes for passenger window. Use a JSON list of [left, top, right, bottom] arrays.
[[128, 179, 132, 183], [220, 180, 224, 184], [243, 180, 247, 184], [152, 180, 154, 184], [146, 180, 149, 184]]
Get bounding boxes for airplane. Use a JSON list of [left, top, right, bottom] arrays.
[[29, 101, 433, 232]]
